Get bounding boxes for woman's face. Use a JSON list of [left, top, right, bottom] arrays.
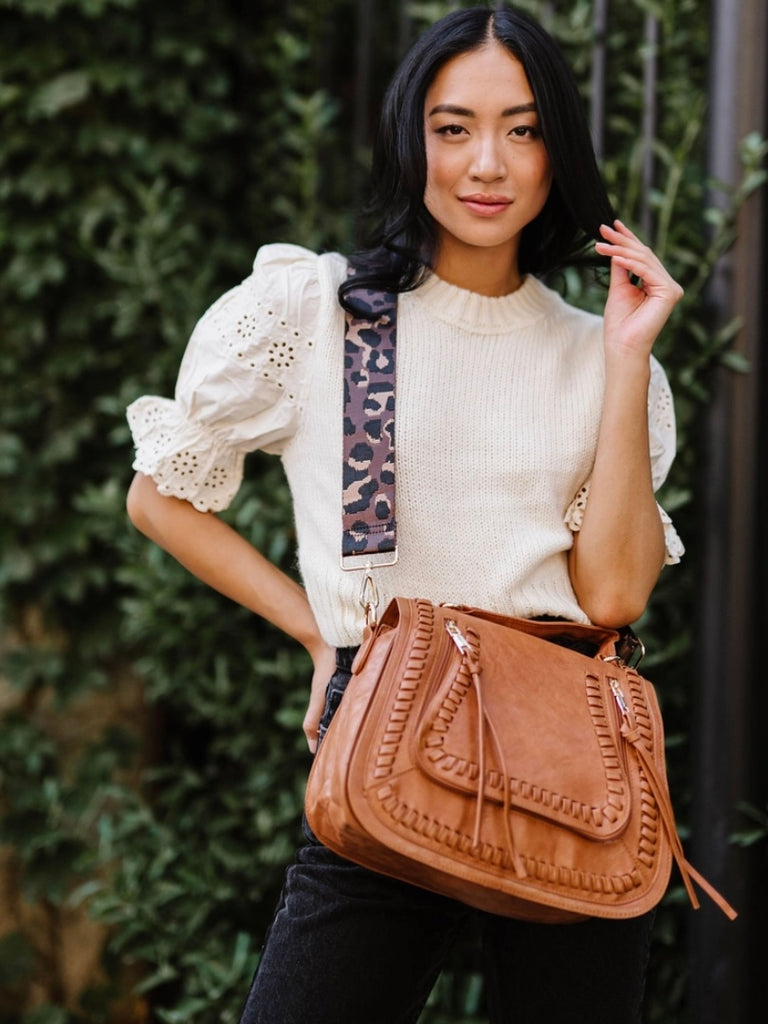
[[423, 41, 552, 292]]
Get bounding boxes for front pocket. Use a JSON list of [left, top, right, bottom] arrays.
[[415, 619, 632, 841]]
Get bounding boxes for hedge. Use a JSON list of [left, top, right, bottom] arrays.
[[0, 1, 764, 1021]]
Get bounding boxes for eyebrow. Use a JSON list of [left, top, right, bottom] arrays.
[[427, 102, 538, 118]]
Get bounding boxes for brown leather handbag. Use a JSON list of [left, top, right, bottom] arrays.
[[305, 596, 736, 922], [305, 281, 737, 923]]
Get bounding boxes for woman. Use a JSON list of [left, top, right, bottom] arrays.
[[126, 5, 684, 1022]]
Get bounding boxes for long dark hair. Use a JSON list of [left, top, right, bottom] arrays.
[[339, 4, 614, 311]]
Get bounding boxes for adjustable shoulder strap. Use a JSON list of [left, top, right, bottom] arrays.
[[341, 280, 398, 569]]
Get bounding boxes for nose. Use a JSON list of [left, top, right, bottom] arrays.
[[469, 133, 507, 181]]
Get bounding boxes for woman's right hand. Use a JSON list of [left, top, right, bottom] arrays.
[[303, 641, 339, 754], [127, 473, 339, 751]]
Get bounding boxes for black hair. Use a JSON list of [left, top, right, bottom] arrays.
[[339, 4, 614, 311]]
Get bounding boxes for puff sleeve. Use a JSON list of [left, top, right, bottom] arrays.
[[564, 355, 685, 565], [127, 243, 321, 512]]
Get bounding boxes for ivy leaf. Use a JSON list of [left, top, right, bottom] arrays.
[[30, 70, 90, 117]]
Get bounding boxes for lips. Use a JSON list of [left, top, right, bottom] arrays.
[[459, 194, 513, 216]]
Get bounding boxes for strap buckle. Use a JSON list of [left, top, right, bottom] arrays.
[[359, 570, 381, 629], [616, 628, 646, 669], [340, 549, 399, 572], [341, 552, 397, 631]]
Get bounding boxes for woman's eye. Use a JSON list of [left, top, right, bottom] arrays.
[[510, 125, 541, 139], [436, 124, 466, 136]]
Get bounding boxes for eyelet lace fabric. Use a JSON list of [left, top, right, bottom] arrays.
[[126, 244, 320, 512], [127, 396, 247, 512], [564, 356, 685, 565]]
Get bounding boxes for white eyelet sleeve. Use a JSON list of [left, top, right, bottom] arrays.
[[126, 243, 321, 512], [564, 355, 685, 565]]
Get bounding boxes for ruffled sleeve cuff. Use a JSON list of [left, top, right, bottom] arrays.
[[562, 355, 684, 565], [127, 396, 246, 512], [564, 483, 685, 566], [657, 505, 685, 565], [126, 243, 322, 513]]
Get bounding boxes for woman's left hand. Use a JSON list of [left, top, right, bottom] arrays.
[[303, 640, 339, 754], [596, 220, 684, 359]]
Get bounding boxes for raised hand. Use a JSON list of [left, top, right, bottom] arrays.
[[595, 220, 684, 360]]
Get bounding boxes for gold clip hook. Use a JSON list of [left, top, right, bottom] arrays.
[[359, 568, 380, 629]]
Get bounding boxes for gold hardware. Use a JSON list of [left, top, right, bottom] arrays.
[[341, 549, 398, 572], [359, 570, 380, 629], [601, 637, 646, 672]]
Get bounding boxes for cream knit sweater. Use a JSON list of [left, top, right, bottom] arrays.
[[128, 243, 683, 647]]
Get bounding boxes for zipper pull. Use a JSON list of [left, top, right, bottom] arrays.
[[609, 677, 629, 716], [445, 619, 471, 655]]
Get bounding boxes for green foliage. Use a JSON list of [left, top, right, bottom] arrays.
[[0, 1, 764, 1022], [1, 0, 341, 1018], [731, 802, 768, 849]]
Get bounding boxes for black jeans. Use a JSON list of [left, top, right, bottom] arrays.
[[237, 649, 654, 1024]]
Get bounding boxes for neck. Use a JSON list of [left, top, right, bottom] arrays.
[[431, 241, 522, 297]]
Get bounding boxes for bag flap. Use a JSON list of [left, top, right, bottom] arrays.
[[416, 608, 632, 841]]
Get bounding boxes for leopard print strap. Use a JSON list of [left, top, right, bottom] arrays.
[[341, 282, 397, 564]]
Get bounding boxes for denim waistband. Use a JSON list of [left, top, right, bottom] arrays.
[[336, 646, 359, 672]]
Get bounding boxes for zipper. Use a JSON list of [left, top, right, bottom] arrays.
[[607, 675, 632, 777], [445, 619, 471, 655], [609, 677, 629, 718]]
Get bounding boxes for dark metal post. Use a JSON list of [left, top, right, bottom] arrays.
[[692, 1, 768, 1021]]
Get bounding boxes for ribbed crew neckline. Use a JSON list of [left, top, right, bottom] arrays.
[[406, 272, 561, 333]]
